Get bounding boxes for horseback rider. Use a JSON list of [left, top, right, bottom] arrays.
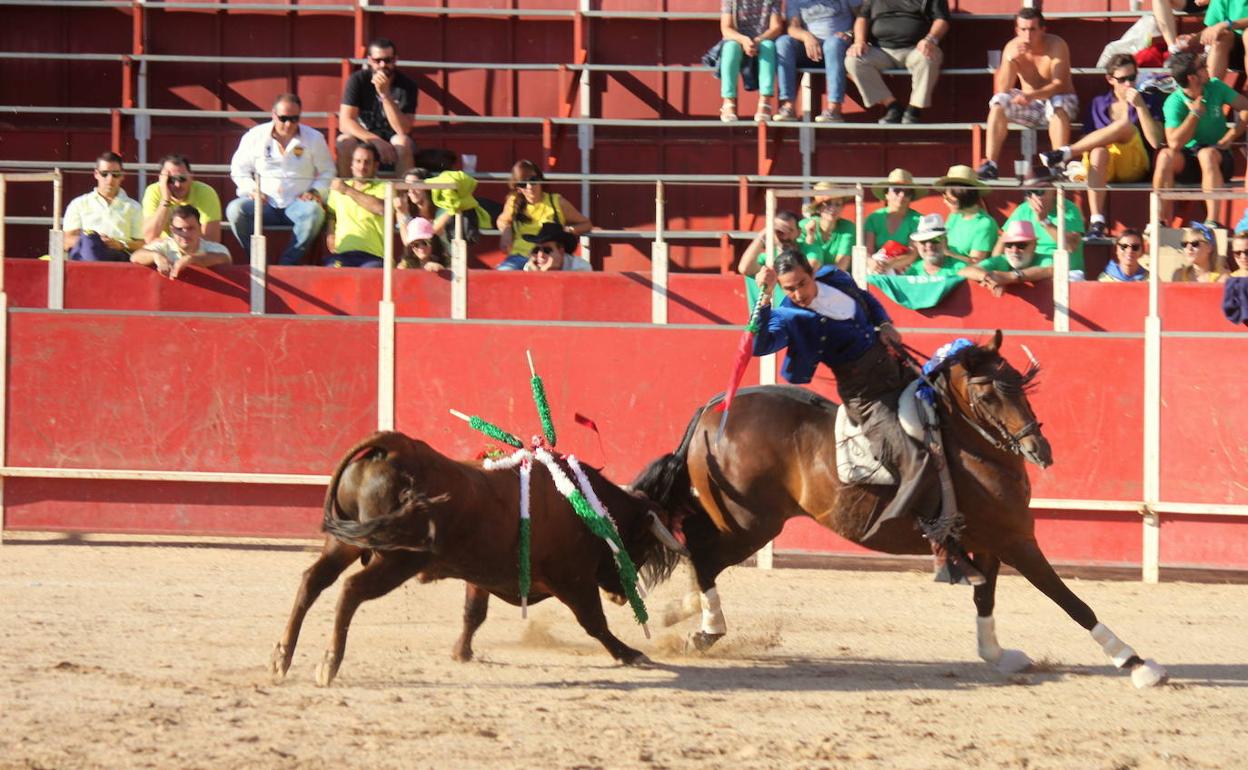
[[754, 247, 976, 579]]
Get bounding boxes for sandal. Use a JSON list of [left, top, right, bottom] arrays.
[[753, 101, 773, 122], [719, 101, 738, 123]]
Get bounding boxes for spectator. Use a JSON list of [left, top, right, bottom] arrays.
[[226, 94, 333, 265], [130, 205, 231, 280], [324, 144, 386, 268], [63, 150, 143, 261], [738, 210, 805, 275], [994, 178, 1085, 276], [774, 0, 860, 123], [398, 217, 446, 272], [418, 150, 499, 244], [934, 164, 997, 263], [1200, 0, 1248, 79], [1038, 55, 1165, 241], [141, 153, 223, 244], [522, 222, 593, 272], [716, 0, 783, 122], [394, 167, 449, 261], [845, 0, 949, 124], [1098, 227, 1149, 282], [907, 214, 966, 274], [800, 183, 856, 269], [495, 160, 592, 271], [1154, 0, 1208, 54], [1230, 230, 1248, 276], [1172, 222, 1227, 281], [1155, 52, 1248, 226], [864, 168, 922, 272], [960, 220, 1052, 296], [867, 214, 968, 309], [977, 8, 1076, 181], [337, 37, 418, 176]]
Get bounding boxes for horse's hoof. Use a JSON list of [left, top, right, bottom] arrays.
[[1131, 659, 1168, 689], [315, 652, 338, 688], [269, 642, 289, 682], [684, 631, 724, 653], [451, 645, 474, 663], [994, 648, 1033, 675], [621, 651, 652, 667]]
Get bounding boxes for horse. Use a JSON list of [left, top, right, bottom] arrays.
[[630, 331, 1168, 688], [269, 431, 685, 686]]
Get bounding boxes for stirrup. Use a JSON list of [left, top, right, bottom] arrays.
[[931, 539, 986, 586]]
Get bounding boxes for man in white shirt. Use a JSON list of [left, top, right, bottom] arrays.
[[225, 93, 334, 265], [131, 205, 232, 280], [63, 150, 144, 261]]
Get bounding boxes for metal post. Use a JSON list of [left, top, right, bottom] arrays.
[[1052, 187, 1070, 332], [578, 0, 593, 266], [851, 183, 868, 287], [377, 183, 396, 431], [49, 170, 64, 309], [757, 184, 778, 570], [248, 175, 266, 314], [651, 180, 667, 324], [1142, 191, 1163, 583], [136, 58, 150, 191], [764, 188, 776, 267], [451, 212, 467, 320]]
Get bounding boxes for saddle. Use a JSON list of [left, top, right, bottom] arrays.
[[833, 380, 937, 486]]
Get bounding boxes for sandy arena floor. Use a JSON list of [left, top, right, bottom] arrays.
[[2, 535, 1246, 770]]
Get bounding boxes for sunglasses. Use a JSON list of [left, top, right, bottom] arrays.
[[918, 238, 944, 245], [515, 179, 541, 188], [887, 186, 909, 195], [167, 175, 188, 183], [1004, 241, 1030, 250], [1110, 73, 1137, 84], [413, 239, 432, 249], [1232, 249, 1248, 256], [1116, 242, 1143, 251], [275, 114, 301, 123], [96, 170, 123, 178], [530, 246, 557, 255], [370, 56, 395, 65], [1181, 240, 1206, 248]]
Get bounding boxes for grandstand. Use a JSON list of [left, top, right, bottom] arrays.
[[0, 0, 1245, 579]]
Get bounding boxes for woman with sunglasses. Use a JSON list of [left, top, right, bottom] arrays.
[[1098, 228, 1148, 282], [798, 183, 856, 270], [864, 168, 923, 273], [398, 216, 447, 272], [495, 160, 592, 270], [1231, 231, 1248, 277], [1171, 222, 1226, 282], [934, 164, 997, 264]]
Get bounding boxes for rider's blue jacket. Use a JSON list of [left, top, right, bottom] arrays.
[[752, 266, 891, 384]]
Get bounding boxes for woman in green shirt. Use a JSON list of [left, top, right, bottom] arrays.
[[865, 168, 923, 272], [935, 164, 998, 264], [798, 184, 856, 270]]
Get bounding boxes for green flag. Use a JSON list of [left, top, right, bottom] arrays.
[[868, 273, 965, 310]]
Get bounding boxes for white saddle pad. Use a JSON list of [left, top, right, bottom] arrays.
[[834, 380, 939, 486]]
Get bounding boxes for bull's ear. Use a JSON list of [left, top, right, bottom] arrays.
[[987, 329, 1003, 354]]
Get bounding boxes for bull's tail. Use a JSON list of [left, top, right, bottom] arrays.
[[322, 492, 447, 551], [321, 431, 414, 534]]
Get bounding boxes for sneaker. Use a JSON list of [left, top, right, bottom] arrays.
[[772, 103, 797, 122], [975, 160, 999, 181], [719, 102, 737, 123], [813, 107, 843, 123], [1039, 149, 1068, 170], [1083, 220, 1108, 242], [902, 105, 922, 124], [753, 101, 773, 122], [878, 103, 904, 124]]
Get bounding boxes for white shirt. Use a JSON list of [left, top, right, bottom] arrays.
[[230, 122, 334, 208], [63, 189, 142, 241], [141, 236, 231, 261], [807, 281, 857, 320]]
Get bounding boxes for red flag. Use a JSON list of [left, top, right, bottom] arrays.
[[715, 326, 755, 414], [573, 412, 608, 466]]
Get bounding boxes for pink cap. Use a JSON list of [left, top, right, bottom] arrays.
[[406, 216, 435, 241], [1002, 219, 1036, 243]]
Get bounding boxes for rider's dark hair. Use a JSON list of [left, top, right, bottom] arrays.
[[773, 247, 813, 276]]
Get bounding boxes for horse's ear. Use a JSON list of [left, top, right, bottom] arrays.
[[987, 329, 1003, 354]]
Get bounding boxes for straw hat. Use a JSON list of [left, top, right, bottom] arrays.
[[803, 181, 846, 216], [871, 168, 927, 200], [933, 164, 988, 195]]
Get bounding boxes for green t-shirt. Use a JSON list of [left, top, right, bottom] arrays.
[[1205, 0, 1248, 35], [1163, 78, 1238, 148], [977, 253, 1056, 273], [865, 207, 920, 249], [903, 255, 967, 277], [1003, 202, 1085, 271], [944, 208, 998, 259], [327, 180, 386, 256], [141, 180, 223, 235], [797, 216, 855, 265]]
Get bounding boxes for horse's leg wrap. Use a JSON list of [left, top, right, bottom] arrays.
[[699, 587, 727, 635], [976, 616, 1003, 663], [1090, 622, 1139, 669]]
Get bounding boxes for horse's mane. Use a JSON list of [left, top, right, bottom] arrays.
[[937, 340, 1041, 396]]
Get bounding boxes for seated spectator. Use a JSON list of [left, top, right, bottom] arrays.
[[420, 151, 498, 243], [978, 8, 1076, 180], [960, 220, 1053, 296], [1039, 55, 1165, 241], [1099, 228, 1149, 281], [1200, 0, 1248, 79], [130, 205, 231, 280], [738, 210, 805, 275], [1231, 230, 1248, 276], [845, 0, 949, 124], [868, 214, 967, 309], [1154, 0, 1209, 55], [141, 153, 223, 244], [1154, 52, 1248, 227], [994, 178, 1086, 276], [716, 0, 783, 122], [908, 214, 967, 276], [63, 150, 143, 261], [522, 222, 592, 272], [324, 144, 386, 268], [398, 217, 446, 272], [864, 168, 922, 272], [799, 183, 856, 269], [775, 0, 859, 123], [337, 37, 417, 177], [495, 160, 592, 271], [226, 93, 333, 265], [1172, 222, 1227, 281], [935, 164, 997, 263], [395, 168, 449, 261]]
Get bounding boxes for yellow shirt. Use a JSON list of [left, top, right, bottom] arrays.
[[141, 180, 223, 236], [327, 180, 386, 256], [508, 192, 562, 257]]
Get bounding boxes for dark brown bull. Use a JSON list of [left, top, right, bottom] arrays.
[[270, 431, 682, 686]]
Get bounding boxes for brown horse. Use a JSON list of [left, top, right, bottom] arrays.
[[632, 331, 1168, 688], [270, 431, 683, 686]]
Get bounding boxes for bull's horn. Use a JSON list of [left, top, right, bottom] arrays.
[[648, 511, 689, 556]]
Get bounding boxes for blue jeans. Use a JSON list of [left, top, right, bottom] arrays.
[[719, 39, 777, 98], [776, 33, 851, 104], [226, 196, 326, 266]]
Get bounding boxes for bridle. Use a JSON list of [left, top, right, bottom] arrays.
[[957, 368, 1043, 456]]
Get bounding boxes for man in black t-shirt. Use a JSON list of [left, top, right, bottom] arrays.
[[845, 0, 950, 124], [336, 37, 418, 176]]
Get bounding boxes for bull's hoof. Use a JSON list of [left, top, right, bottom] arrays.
[[993, 648, 1033, 675], [269, 642, 290, 682], [685, 631, 724, 653], [315, 651, 339, 688], [1131, 659, 1168, 689]]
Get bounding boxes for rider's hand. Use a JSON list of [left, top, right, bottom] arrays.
[[877, 322, 902, 348], [756, 265, 777, 299]]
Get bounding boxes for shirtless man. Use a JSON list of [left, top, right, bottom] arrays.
[[976, 8, 1076, 180]]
